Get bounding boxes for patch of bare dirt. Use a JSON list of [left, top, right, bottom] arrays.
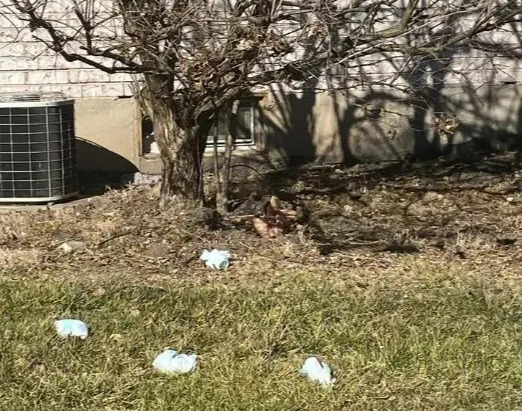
[[2, 152, 522, 283]]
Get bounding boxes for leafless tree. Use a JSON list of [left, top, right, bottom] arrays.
[[1, 0, 521, 206]]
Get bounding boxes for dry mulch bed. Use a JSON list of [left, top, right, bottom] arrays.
[[2, 152, 522, 284]]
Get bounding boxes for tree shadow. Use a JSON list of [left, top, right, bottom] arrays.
[[243, 14, 522, 254], [251, 5, 522, 184], [76, 137, 138, 196], [259, 88, 317, 166], [249, 67, 522, 203]]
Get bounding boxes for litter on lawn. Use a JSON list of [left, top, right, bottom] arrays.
[[299, 356, 335, 387], [200, 249, 231, 270], [152, 349, 198, 374], [54, 319, 89, 339]]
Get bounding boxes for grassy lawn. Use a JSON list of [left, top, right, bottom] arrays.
[[1, 272, 522, 410], [2, 159, 522, 409]]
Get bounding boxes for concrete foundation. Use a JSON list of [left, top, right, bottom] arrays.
[[74, 97, 140, 173], [260, 84, 522, 166], [69, 84, 522, 175]]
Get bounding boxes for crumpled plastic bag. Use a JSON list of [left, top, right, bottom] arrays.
[[152, 349, 198, 374], [200, 249, 231, 270], [299, 356, 335, 387], [54, 319, 89, 339]]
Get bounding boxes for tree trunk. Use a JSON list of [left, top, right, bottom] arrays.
[[216, 100, 239, 214], [159, 124, 206, 203], [142, 74, 210, 205], [213, 114, 221, 208]]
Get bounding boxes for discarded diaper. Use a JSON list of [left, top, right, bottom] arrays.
[[200, 249, 231, 270], [152, 349, 198, 374], [54, 319, 89, 339], [299, 356, 335, 387]]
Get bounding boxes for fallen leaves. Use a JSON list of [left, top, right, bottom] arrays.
[[252, 196, 298, 239], [0, 153, 522, 284]]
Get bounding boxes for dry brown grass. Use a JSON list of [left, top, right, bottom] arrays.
[[0, 153, 522, 287], [0, 248, 42, 271]]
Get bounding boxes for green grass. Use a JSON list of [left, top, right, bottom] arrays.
[[1, 275, 522, 410]]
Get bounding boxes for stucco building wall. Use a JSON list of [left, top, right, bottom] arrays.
[[1, 5, 521, 174]]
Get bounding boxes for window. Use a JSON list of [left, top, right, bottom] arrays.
[[206, 100, 257, 149], [140, 99, 258, 157]]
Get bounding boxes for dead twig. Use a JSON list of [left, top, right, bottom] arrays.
[[97, 231, 135, 248]]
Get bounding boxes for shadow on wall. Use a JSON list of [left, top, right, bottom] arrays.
[[76, 137, 137, 173], [259, 89, 318, 166], [76, 137, 138, 196], [258, 78, 522, 170], [257, 13, 522, 169], [260, 85, 416, 167]]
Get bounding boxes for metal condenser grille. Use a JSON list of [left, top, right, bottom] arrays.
[[0, 95, 78, 202]]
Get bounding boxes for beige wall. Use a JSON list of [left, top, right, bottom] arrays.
[[259, 84, 522, 165], [75, 98, 140, 172], [0, 10, 139, 172]]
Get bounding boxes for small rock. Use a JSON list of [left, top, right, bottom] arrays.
[[87, 196, 113, 210], [58, 241, 85, 254], [343, 204, 354, 214], [230, 197, 266, 216], [121, 172, 161, 186]]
